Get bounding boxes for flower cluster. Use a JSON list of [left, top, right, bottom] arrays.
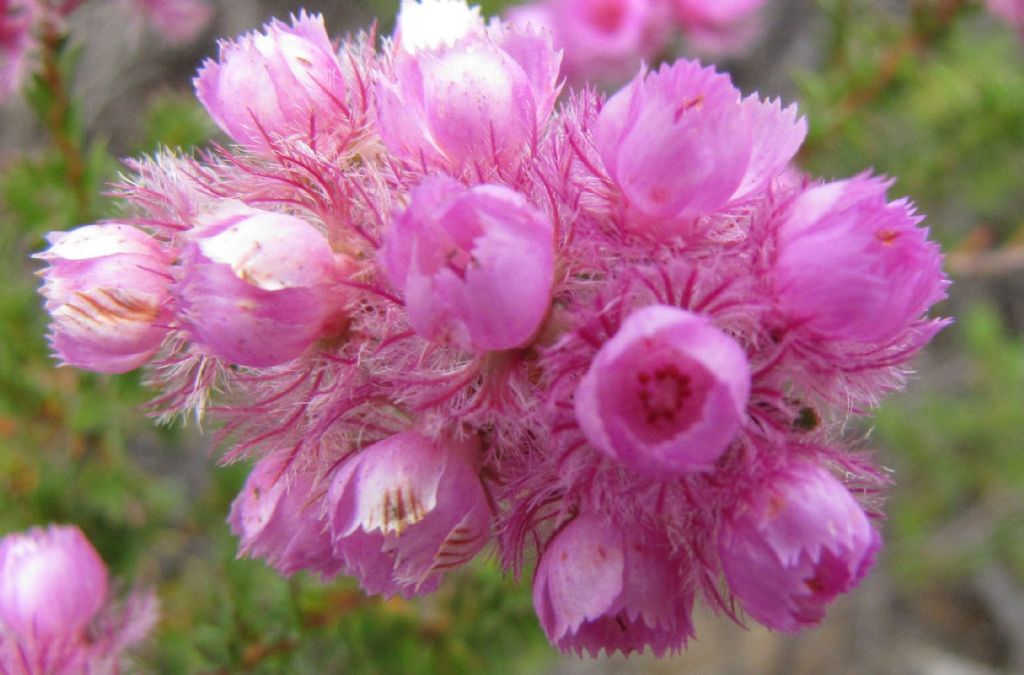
[[507, 0, 768, 84], [35, 0, 948, 656], [0, 525, 156, 674]]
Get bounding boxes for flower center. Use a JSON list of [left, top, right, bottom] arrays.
[[636, 365, 691, 424]]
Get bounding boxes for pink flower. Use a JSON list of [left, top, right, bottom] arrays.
[[178, 204, 349, 367], [774, 175, 947, 344], [383, 176, 554, 351], [327, 432, 491, 598], [0, 525, 108, 641], [718, 462, 881, 632], [0, 525, 157, 674], [376, 7, 560, 172], [131, 0, 213, 44], [37, 223, 173, 374], [672, 0, 766, 31], [532, 514, 694, 656], [229, 454, 342, 578], [596, 60, 804, 228], [574, 305, 750, 476], [194, 12, 348, 154], [510, 0, 667, 85], [1, 0, 37, 103]]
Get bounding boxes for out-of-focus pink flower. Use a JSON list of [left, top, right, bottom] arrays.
[[987, 0, 1024, 37], [0, 525, 108, 641], [718, 462, 881, 632], [37, 223, 173, 374], [0, 0, 37, 103], [510, 0, 668, 85], [574, 305, 749, 477], [327, 431, 491, 598], [533, 514, 694, 656], [383, 175, 554, 351], [229, 454, 342, 578], [672, 0, 766, 32], [194, 12, 348, 154], [774, 175, 947, 344], [376, 2, 561, 172], [0, 525, 157, 674], [131, 0, 213, 44], [178, 204, 349, 368]]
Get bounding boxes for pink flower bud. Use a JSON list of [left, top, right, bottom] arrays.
[[718, 462, 881, 632], [0, 525, 108, 641], [574, 305, 750, 476], [178, 205, 348, 368], [533, 514, 694, 656], [376, 8, 560, 171], [194, 12, 347, 154], [229, 454, 342, 578], [37, 223, 173, 374], [383, 176, 554, 351], [596, 60, 751, 222], [327, 432, 491, 598], [774, 175, 947, 344]]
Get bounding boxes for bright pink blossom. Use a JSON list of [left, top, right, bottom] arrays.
[[178, 204, 348, 367], [376, 12, 560, 172], [0, 525, 107, 641], [131, 0, 213, 44], [774, 175, 947, 344], [719, 462, 881, 632], [37, 223, 173, 374], [229, 454, 342, 578], [533, 514, 694, 656], [574, 305, 750, 476], [327, 432, 491, 598], [194, 13, 348, 154], [596, 60, 805, 228], [383, 176, 554, 351]]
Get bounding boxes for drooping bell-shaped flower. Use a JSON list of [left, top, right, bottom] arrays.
[[718, 462, 881, 632], [574, 305, 750, 476], [376, 0, 561, 172], [774, 175, 947, 344], [327, 431, 491, 598], [194, 12, 348, 154], [178, 203, 349, 368], [37, 223, 173, 374], [229, 454, 342, 578], [383, 175, 554, 351], [0, 525, 108, 641], [532, 514, 695, 656], [595, 59, 805, 228]]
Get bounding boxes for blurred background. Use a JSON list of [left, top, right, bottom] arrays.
[[1, 0, 1023, 672]]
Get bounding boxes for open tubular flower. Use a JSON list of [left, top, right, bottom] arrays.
[[574, 305, 750, 476], [37, 223, 173, 374], [718, 462, 881, 632], [383, 175, 555, 351], [533, 514, 695, 656], [327, 432, 491, 598]]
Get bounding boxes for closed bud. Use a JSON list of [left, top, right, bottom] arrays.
[[719, 462, 881, 632], [37, 223, 173, 374], [179, 204, 349, 368]]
